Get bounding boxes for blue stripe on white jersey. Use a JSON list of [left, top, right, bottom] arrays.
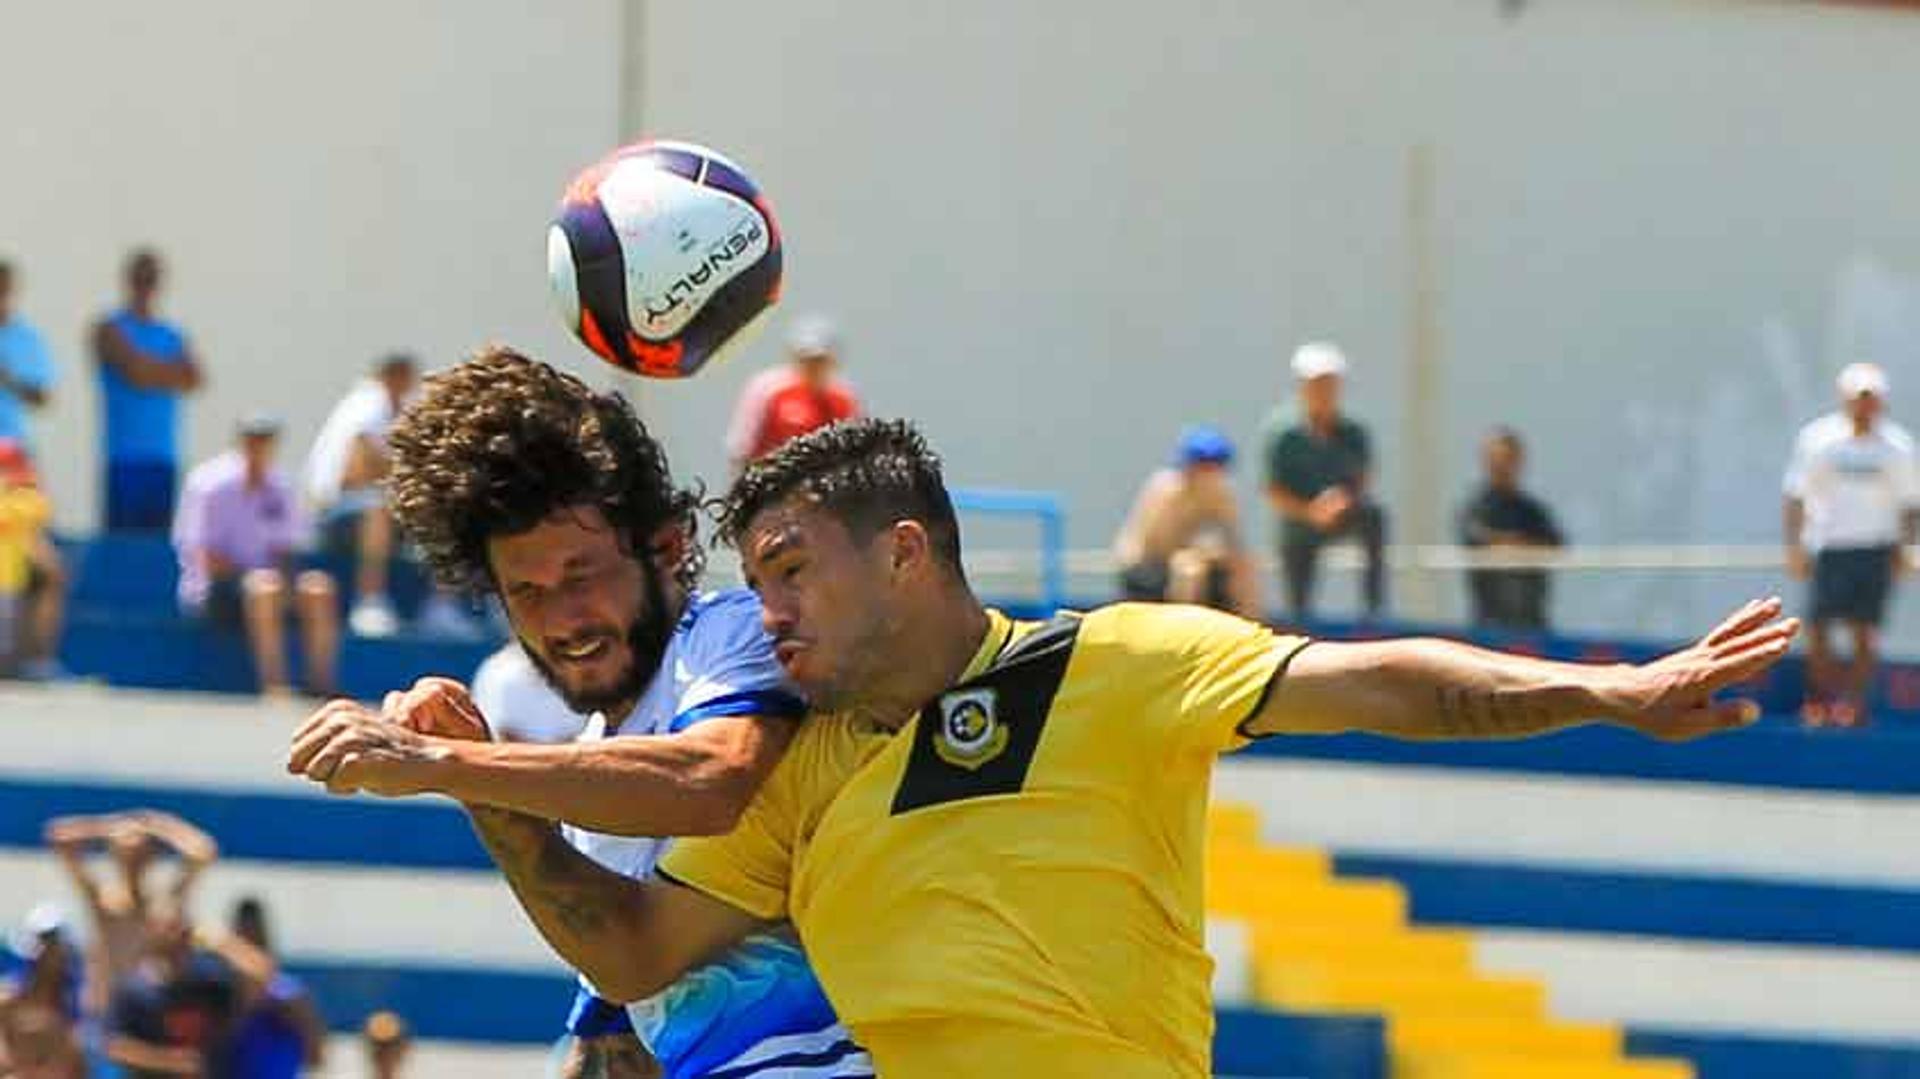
[[552, 589, 863, 1079]]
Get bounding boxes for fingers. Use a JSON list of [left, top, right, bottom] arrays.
[[1710, 614, 1800, 658], [1642, 698, 1761, 743], [1701, 597, 1784, 648], [287, 700, 362, 774]]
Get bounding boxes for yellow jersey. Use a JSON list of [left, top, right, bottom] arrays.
[[660, 603, 1308, 1078]]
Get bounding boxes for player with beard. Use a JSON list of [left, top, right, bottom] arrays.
[[286, 348, 868, 1079]]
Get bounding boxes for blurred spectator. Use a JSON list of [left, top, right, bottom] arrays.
[[471, 642, 593, 744], [175, 416, 340, 698], [724, 314, 862, 473], [1111, 425, 1260, 617], [224, 897, 326, 1079], [305, 355, 479, 640], [105, 913, 242, 1078], [0, 442, 51, 677], [92, 249, 203, 533], [1, 904, 84, 1026], [0, 904, 87, 1077], [45, 812, 217, 1016], [362, 1011, 410, 1079], [1784, 361, 1920, 727], [0, 1001, 85, 1079], [1458, 427, 1565, 632], [0, 260, 56, 451], [0, 442, 66, 681], [1263, 342, 1387, 621]]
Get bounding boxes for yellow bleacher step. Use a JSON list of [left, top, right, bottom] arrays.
[[1257, 963, 1548, 1023], [1208, 876, 1408, 926], [1207, 803, 1263, 844], [1390, 1015, 1622, 1061], [1404, 1055, 1693, 1079], [1253, 924, 1476, 972], [1205, 841, 1332, 881]]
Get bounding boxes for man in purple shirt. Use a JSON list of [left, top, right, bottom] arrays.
[[173, 415, 339, 697]]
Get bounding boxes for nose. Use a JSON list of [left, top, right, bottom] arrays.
[[759, 591, 796, 640]]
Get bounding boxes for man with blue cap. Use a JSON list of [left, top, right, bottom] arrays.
[[1112, 424, 1260, 615]]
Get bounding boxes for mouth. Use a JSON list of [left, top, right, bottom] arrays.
[[774, 640, 807, 669], [551, 635, 615, 666]]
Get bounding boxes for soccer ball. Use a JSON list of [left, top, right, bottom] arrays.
[[547, 140, 783, 378]]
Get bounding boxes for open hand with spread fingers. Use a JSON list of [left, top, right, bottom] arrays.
[[1602, 597, 1799, 742]]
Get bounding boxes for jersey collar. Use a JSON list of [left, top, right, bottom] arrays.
[[958, 608, 1014, 683]]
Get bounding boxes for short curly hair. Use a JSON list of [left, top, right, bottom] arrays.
[[717, 418, 965, 577], [386, 345, 702, 593]]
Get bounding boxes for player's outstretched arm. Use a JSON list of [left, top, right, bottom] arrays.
[[288, 680, 795, 836], [465, 805, 762, 1002], [1251, 597, 1797, 743]]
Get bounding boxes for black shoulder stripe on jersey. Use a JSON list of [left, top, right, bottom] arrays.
[[890, 617, 1081, 816], [1233, 637, 1316, 744]]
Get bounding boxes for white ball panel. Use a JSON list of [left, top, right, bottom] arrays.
[[597, 157, 772, 342]]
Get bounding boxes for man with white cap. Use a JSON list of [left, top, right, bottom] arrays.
[[724, 314, 863, 474], [1263, 341, 1388, 621], [1783, 361, 1920, 726]]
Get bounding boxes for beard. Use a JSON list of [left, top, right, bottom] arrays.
[[522, 563, 676, 718]]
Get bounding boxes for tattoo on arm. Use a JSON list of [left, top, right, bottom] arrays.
[[1432, 686, 1557, 738], [466, 806, 631, 945]]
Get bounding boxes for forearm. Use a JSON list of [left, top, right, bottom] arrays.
[[1266, 484, 1312, 520], [108, 1037, 201, 1075], [1903, 509, 1919, 550], [465, 805, 679, 1000], [423, 726, 779, 836], [1269, 638, 1626, 741], [1783, 499, 1805, 550]]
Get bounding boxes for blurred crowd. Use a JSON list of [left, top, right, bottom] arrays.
[[1, 809, 411, 1078], [1, 248, 1913, 724], [1110, 341, 1915, 726]]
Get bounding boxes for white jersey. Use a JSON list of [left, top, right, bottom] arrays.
[[1784, 413, 1920, 550], [480, 589, 868, 1079], [470, 644, 589, 744]]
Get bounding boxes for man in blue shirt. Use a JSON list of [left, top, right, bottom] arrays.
[[93, 249, 204, 531], [0, 260, 55, 449]]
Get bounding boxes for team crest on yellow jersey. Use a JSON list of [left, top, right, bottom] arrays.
[[934, 687, 1008, 770]]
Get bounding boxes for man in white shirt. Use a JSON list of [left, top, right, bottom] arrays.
[[306, 354, 478, 639], [1783, 361, 1920, 726]]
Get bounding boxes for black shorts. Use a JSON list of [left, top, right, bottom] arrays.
[[1811, 545, 1896, 626], [1118, 561, 1171, 601], [195, 577, 247, 631]]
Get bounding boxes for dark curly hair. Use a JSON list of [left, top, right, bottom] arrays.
[[386, 345, 702, 593], [717, 418, 965, 577]]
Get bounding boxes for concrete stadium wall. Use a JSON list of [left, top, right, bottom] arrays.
[[635, 0, 1920, 639], [8, 1, 1920, 645], [0, 0, 625, 528]]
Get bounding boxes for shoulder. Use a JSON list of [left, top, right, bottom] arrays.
[[740, 366, 791, 399], [1798, 413, 1844, 445], [1338, 416, 1371, 441], [1880, 421, 1917, 453], [677, 589, 772, 656], [472, 643, 531, 688], [1073, 602, 1268, 663], [183, 454, 236, 492]]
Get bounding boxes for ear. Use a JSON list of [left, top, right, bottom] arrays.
[[886, 520, 933, 580]]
